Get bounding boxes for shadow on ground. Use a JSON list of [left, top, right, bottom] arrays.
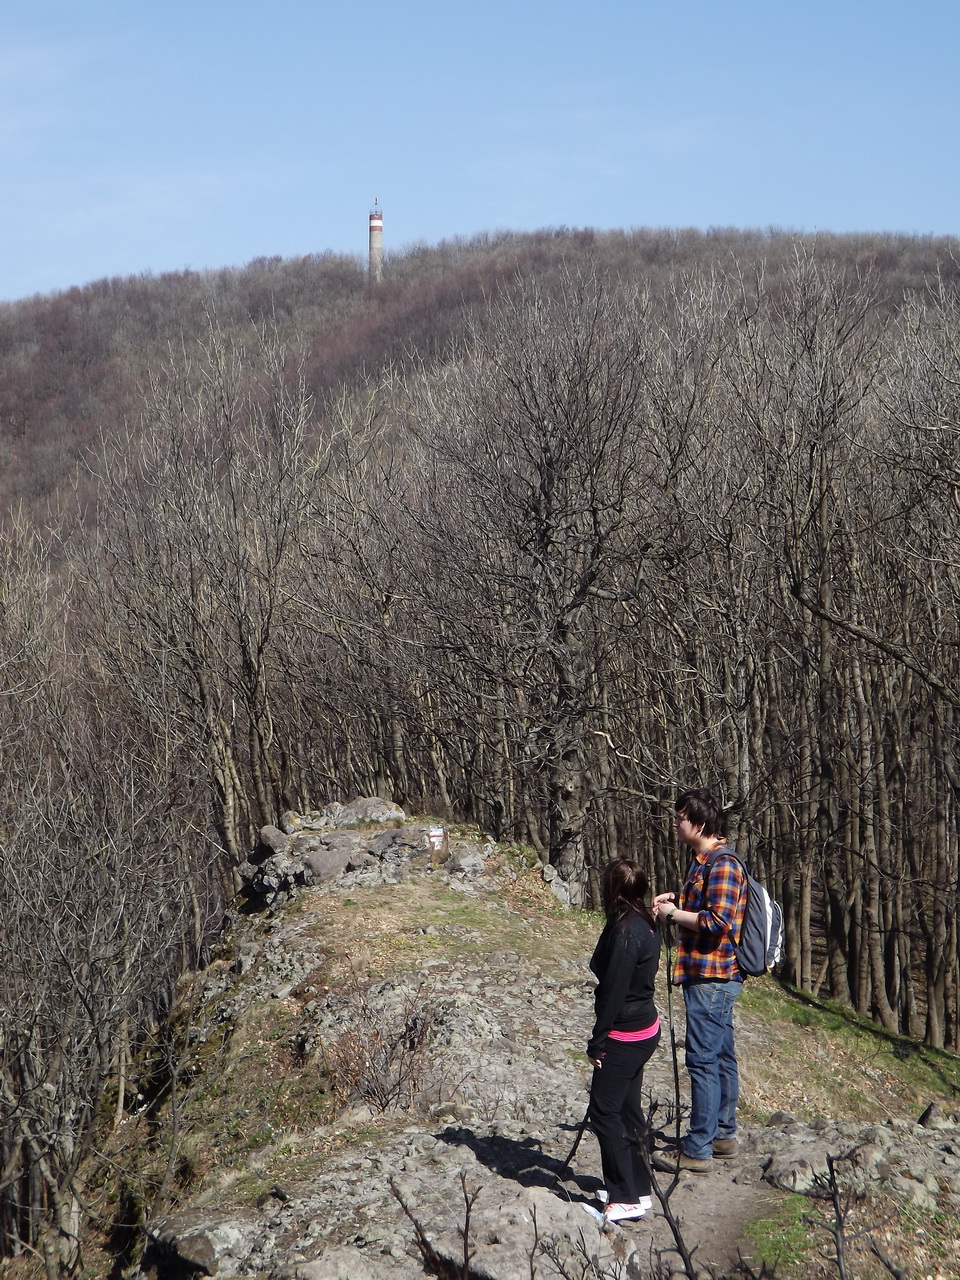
[[437, 1125, 602, 1205]]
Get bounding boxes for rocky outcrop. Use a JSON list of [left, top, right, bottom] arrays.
[[753, 1110, 960, 1210], [237, 800, 453, 906], [134, 809, 960, 1279], [139, 1210, 260, 1278], [138, 1096, 960, 1279]]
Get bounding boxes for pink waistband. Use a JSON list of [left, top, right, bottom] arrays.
[[608, 1017, 660, 1042]]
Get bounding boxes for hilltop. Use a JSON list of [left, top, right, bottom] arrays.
[[64, 805, 960, 1280], [2, 224, 960, 520]]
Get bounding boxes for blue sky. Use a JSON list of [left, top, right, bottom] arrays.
[[1, 0, 957, 303]]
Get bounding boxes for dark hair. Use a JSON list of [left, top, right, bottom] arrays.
[[675, 786, 726, 838], [601, 857, 656, 928]]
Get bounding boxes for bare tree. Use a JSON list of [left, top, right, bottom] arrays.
[[79, 320, 326, 866], [0, 519, 219, 1273]]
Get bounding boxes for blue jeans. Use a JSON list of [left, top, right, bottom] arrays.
[[681, 980, 741, 1161]]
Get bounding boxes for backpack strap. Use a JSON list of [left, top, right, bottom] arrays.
[[701, 843, 745, 880], [699, 844, 748, 941]]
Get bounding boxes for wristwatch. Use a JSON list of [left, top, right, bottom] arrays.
[[667, 905, 678, 921]]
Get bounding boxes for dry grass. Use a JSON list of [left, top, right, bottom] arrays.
[[286, 870, 596, 985]]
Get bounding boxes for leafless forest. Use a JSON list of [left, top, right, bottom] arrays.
[[2, 227, 960, 1270]]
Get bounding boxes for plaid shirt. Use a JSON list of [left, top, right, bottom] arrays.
[[672, 842, 747, 983]]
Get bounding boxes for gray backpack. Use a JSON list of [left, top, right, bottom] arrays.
[[703, 846, 784, 977]]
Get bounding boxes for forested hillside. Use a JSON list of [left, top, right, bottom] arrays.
[[1, 228, 956, 515], [3, 225, 960, 1272]]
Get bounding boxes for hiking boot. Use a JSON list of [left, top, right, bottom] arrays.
[[713, 1138, 739, 1159], [652, 1151, 713, 1175], [655, 1134, 682, 1151]]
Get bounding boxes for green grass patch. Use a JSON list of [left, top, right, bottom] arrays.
[[499, 841, 542, 870], [744, 1193, 810, 1275], [738, 978, 960, 1123]]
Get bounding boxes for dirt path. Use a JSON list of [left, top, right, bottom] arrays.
[[568, 1128, 782, 1276], [644, 1168, 779, 1275]]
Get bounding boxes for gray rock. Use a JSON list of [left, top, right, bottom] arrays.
[[337, 797, 406, 826], [430, 1184, 627, 1280], [763, 1142, 832, 1194], [291, 1247, 391, 1279], [283, 806, 342, 833], [918, 1101, 950, 1129], [241, 805, 432, 901], [386, 825, 441, 859], [260, 825, 292, 856], [346, 848, 378, 870], [538, 862, 574, 904], [889, 1173, 938, 1209], [429, 1101, 477, 1124], [448, 843, 485, 875], [298, 839, 358, 883], [860, 1124, 896, 1147], [134, 819, 960, 1280], [238, 850, 313, 903], [280, 809, 309, 833], [848, 1142, 892, 1179], [548, 876, 571, 906], [280, 799, 408, 835], [232, 943, 260, 975], [234, 859, 259, 884], [143, 1210, 258, 1278], [369, 829, 409, 858]]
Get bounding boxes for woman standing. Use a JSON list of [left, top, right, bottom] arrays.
[[586, 857, 662, 1224]]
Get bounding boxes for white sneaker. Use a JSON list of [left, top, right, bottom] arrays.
[[595, 1190, 651, 1212], [603, 1201, 649, 1223]]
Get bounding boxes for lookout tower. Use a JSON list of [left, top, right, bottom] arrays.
[[368, 200, 383, 284]]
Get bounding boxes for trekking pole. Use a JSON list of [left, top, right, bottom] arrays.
[[554, 1099, 592, 1183], [661, 920, 685, 1151]]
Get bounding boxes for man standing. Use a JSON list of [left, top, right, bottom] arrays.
[[652, 787, 746, 1174]]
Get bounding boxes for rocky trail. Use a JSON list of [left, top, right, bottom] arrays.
[[129, 804, 960, 1280]]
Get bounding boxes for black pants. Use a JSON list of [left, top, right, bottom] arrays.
[[589, 1031, 661, 1203]]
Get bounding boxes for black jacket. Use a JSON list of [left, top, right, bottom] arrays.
[[587, 909, 661, 1059]]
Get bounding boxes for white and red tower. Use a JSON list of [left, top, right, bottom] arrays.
[[368, 200, 383, 284]]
